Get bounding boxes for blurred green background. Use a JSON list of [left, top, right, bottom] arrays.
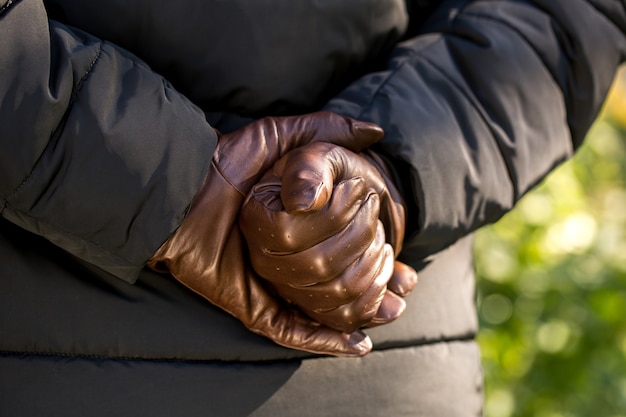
[[476, 66, 626, 417]]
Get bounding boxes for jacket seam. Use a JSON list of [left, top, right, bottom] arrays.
[[0, 0, 25, 212], [0, 335, 477, 365], [1, 204, 144, 270], [0, 0, 27, 214], [0, 350, 301, 366]]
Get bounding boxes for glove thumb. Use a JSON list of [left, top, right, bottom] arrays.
[[275, 142, 388, 214], [273, 145, 336, 213]]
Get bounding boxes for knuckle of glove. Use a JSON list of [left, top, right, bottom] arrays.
[[361, 150, 407, 254], [240, 168, 390, 333], [273, 220, 388, 309], [303, 245, 392, 333], [240, 172, 368, 254], [241, 178, 380, 286]]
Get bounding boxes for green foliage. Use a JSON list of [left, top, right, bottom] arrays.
[[476, 69, 626, 417]]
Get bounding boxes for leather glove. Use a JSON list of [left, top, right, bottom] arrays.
[[240, 142, 418, 333], [147, 112, 386, 357]]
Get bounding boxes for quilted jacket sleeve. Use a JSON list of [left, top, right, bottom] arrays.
[[325, 0, 626, 262], [0, 0, 217, 282]]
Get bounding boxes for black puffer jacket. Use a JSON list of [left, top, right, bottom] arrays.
[[1, 1, 625, 416]]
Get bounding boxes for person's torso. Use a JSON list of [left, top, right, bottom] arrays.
[[45, 0, 409, 116]]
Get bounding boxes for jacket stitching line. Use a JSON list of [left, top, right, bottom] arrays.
[[0, 0, 26, 211], [0, 205, 144, 269], [0, 350, 301, 365], [0, 335, 477, 364]]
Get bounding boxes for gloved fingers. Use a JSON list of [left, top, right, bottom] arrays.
[[225, 262, 375, 357], [272, 144, 336, 213], [273, 111, 384, 154], [170, 264, 374, 358], [240, 176, 368, 254], [247, 190, 380, 286], [272, 220, 388, 311], [254, 312, 374, 357], [387, 260, 419, 297], [377, 196, 406, 255], [274, 142, 388, 213], [361, 150, 407, 253], [363, 290, 407, 328], [215, 112, 383, 194], [273, 142, 406, 257], [303, 242, 396, 333], [238, 258, 376, 356]]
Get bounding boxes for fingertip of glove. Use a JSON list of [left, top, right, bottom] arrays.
[[352, 121, 384, 149], [369, 291, 406, 327], [345, 331, 373, 357], [388, 262, 419, 297]]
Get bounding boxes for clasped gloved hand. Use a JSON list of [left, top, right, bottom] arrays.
[[148, 112, 394, 357], [239, 142, 418, 333]]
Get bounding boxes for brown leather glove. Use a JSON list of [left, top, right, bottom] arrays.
[[240, 142, 418, 333], [147, 112, 386, 357]]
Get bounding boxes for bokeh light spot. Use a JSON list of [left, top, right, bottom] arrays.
[[481, 294, 514, 325]]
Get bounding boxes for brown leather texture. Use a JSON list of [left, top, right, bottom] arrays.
[[147, 112, 398, 357], [240, 142, 417, 333]]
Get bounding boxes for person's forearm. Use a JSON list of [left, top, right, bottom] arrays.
[[325, 0, 626, 260], [0, 0, 216, 282]]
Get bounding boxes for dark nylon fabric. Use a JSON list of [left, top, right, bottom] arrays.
[[0, 343, 482, 417], [44, 0, 409, 116], [33, 0, 626, 276], [326, 0, 626, 259], [0, 0, 217, 282], [0, 218, 480, 416], [0, 218, 476, 362]]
